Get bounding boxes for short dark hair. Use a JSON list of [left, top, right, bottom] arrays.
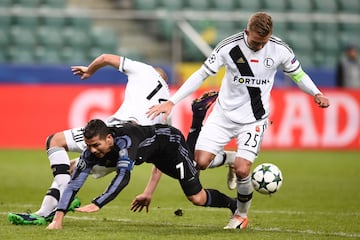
[[83, 119, 111, 140]]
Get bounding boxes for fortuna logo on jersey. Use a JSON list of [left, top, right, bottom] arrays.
[[232, 76, 270, 85]]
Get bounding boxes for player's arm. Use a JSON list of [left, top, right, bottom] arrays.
[[47, 157, 92, 229], [71, 54, 121, 80], [288, 69, 330, 108], [147, 67, 209, 121], [84, 148, 135, 211], [131, 166, 163, 213], [46, 211, 65, 230]]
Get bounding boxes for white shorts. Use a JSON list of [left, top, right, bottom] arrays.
[[195, 103, 268, 162], [64, 127, 86, 153]]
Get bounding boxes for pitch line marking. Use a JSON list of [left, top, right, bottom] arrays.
[[1, 211, 359, 238], [3, 204, 360, 216]]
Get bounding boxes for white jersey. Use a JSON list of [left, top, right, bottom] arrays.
[[107, 57, 170, 125], [202, 31, 301, 124]]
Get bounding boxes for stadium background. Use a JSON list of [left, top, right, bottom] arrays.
[[0, 0, 359, 150]]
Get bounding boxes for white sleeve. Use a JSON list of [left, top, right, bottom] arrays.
[[169, 67, 209, 104], [295, 72, 322, 96], [118, 56, 125, 72]]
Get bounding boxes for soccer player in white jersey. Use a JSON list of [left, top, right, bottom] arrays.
[[147, 12, 330, 229], [8, 54, 170, 225]]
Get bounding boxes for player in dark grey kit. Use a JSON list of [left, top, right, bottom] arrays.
[[47, 119, 236, 229]]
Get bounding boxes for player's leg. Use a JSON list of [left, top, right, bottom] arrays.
[[161, 125, 236, 215], [224, 118, 268, 229], [186, 90, 218, 154], [205, 150, 237, 190], [187, 91, 237, 189], [35, 129, 83, 217], [34, 132, 71, 218], [176, 152, 236, 214], [193, 103, 234, 170], [223, 156, 252, 229], [8, 129, 83, 225]]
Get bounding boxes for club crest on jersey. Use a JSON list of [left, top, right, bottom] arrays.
[[263, 58, 274, 68], [119, 149, 128, 158], [208, 54, 216, 64], [76, 158, 87, 171]]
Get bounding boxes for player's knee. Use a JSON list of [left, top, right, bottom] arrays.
[[234, 158, 252, 179], [194, 151, 214, 170], [46, 132, 67, 150], [187, 192, 206, 206], [45, 134, 55, 150], [235, 168, 250, 179], [196, 161, 208, 170]]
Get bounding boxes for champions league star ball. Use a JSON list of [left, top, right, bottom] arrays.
[[251, 163, 283, 195]]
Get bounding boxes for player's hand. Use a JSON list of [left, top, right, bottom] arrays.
[[46, 211, 64, 230], [314, 94, 330, 108], [147, 101, 174, 122], [75, 203, 100, 213], [131, 194, 152, 213], [46, 220, 62, 230], [71, 66, 91, 80]]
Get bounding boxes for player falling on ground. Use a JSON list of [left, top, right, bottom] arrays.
[[132, 90, 238, 212], [46, 119, 237, 229]]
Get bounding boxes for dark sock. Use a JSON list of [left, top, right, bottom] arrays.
[[186, 124, 201, 154], [204, 189, 237, 214]]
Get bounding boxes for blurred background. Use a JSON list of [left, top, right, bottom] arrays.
[[0, 0, 359, 150], [1, 0, 359, 82]]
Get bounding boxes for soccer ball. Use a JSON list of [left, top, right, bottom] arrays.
[[251, 163, 283, 195]]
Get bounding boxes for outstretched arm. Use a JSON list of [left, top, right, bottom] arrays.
[[289, 70, 330, 108], [71, 54, 121, 80], [147, 68, 209, 122], [75, 203, 100, 213], [131, 166, 162, 213]]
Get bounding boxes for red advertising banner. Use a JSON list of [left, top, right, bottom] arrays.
[[0, 84, 359, 150]]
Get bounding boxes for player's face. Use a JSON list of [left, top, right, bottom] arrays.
[[245, 29, 271, 52], [85, 134, 114, 158]]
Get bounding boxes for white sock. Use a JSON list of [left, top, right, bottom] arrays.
[[35, 182, 59, 217], [208, 150, 237, 168], [224, 150, 236, 165], [208, 151, 226, 168], [48, 147, 70, 166], [35, 147, 71, 216], [236, 175, 254, 218]]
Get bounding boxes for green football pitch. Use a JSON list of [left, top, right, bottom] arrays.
[[0, 149, 359, 240]]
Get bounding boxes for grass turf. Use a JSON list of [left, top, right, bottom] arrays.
[[0, 149, 359, 240]]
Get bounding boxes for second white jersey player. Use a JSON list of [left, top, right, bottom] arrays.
[[107, 56, 170, 126], [66, 55, 170, 152]]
